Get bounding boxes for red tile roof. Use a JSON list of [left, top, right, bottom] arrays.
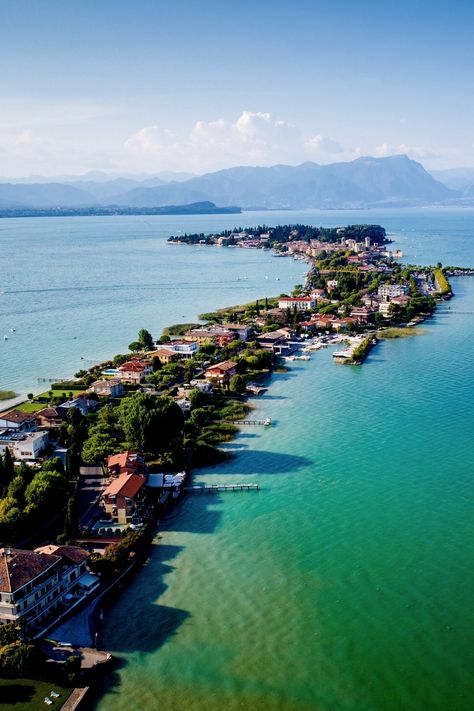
[[34, 544, 90, 566], [206, 360, 237, 373], [103, 472, 146, 499], [107, 451, 144, 470], [0, 548, 60, 593]]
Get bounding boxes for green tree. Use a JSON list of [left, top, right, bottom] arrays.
[[24, 470, 67, 509], [138, 328, 154, 350], [82, 432, 116, 464], [229, 374, 246, 395], [1, 448, 15, 497], [118, 391, 184, 455]]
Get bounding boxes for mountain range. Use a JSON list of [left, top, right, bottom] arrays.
[[0, 156, 470, 212]]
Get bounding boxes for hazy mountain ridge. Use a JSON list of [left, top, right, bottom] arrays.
[[0, 156, 463, 209]]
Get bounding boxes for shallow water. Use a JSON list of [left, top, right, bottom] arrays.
[[91, 211, 474, 710]]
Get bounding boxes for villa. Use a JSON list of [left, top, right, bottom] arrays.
[[277, 296, 316, 311], [101, 472, 147, 524], [204, 360, 237, 386]]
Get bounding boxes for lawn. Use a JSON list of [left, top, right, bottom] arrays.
[[0, 678, 72, 710], [14, 401, 47, 413]]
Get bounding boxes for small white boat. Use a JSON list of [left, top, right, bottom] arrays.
[[294, 355, 310, 361], [263, 418, 272, 426], [283, 355, 295, 361], [3, 335, 8, 340], [10, 328, 15, 332]]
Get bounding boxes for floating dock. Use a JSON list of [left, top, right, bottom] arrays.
[[184, 483, 260, 493], [226, 418, 272, 426]]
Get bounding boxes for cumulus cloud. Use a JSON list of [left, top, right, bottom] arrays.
[[306, 134, 344, 154], [123, 111, 348, 171], [375, 142, 440, 161]]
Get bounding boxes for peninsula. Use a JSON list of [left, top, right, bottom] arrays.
[[0, 223, 454, 697]]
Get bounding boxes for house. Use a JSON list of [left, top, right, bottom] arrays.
[[189, 379, 213, 393], [89, 378, 125, 397], [277, 296, 316, 311], [350, 306, 373, 324], [159, 340, 199, 359], [118, 360, 153, 384], [204, 360, 237, 386], [256, 328, 291, 353], [312, 314, 337, 329], [150, 348, 180, 365], [0, 430, 49, 461], [0, 410, 36, 431], [35, 406, 69, 429], [107, 451, 145, 477], [34, 545, 99, 598], [60, 394, 99, 415], [222, 323, 250, 341], [0, 545, 99, 630], [0, 547, 62, 628], [184, 327, 234, 347], [101, 472, 147, 524]]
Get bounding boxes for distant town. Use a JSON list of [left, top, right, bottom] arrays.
[[0, 223, 454, 694]]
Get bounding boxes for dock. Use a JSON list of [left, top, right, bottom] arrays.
[[184, 483, 259, 493], [226, 418, 272, 426]]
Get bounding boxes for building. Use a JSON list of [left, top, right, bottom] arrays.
[[184, 327, 234, 347], [0, 430, 49, 461], [101, 472, 147, 524], [107, 451, 145, 477], [34, 545, 99, 599], [256, 328, 291, 353], [0, 546, 98, 630], [35, 406, 69, 429], [150, 348, 180, 365], [378, 284, 409, 300], [0, 410, 36, 431], [89, 378, 125, 398], [277, 296, 316, 311], [159, 340, 199, 359], [221, 323, 250, 341], [118, 360, 153, 384], [204, 360, 237, 386], [60, 394, 99, 416], [350, 306, 373, 324]]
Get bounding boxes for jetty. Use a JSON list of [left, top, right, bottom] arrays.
[[226, 418, 272, 426], [184, 483, 259, 493]]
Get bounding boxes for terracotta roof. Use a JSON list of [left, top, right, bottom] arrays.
[[119, 361, 149, 372], [36, 406, 68, 420], [206, 360, 237, 373], [34, 544, 90, 565], [107, 451, 144, 470], [278, 297, 314, 302], [0, 548, 60, 593], [153, 348, 177, 357], [0, 409, 35, 424], [103, 472, 146, 498]]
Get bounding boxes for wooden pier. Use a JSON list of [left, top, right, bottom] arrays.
[[225, 418, 272, 426], [184, 483, 259, 494]]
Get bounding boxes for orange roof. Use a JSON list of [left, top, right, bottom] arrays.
[[103, 472, 146, 499], [107, 451, 143, 469], [206, 360, 237, 373]]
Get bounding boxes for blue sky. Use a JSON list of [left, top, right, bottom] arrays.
[[1, 0, 473, 176]]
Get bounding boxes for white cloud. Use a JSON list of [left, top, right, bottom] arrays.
[[123, 111, 347, 172], [306, 134, 344, 154], [375, 142, 440, 161]]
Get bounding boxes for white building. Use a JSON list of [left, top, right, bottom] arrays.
[[161, 340, 199, 359], [0, 430, 49, 461], [277, 297, 316, 311], [378, 284, 409, 300]]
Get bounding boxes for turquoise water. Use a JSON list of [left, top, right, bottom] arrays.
[[89, 210, 474, 710], [1, 209, 474, 709], [1, 208, 473, 401]]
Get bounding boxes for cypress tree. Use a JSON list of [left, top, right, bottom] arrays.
[[0, 455, 5, 497], [3, 448, 15, 493]]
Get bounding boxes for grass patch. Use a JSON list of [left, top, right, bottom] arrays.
[[162, 322, 202, 337], [378, 327, 423, 338], [0, 390, 16, 401], [13, 401, 46, 413], [0, 678, 72, 710]]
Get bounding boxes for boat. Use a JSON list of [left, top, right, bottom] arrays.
[[263, 418, 272, 426], [332, 349, 352, 360], [283, 355, 295, 361], [294, 355, 310, 361]]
